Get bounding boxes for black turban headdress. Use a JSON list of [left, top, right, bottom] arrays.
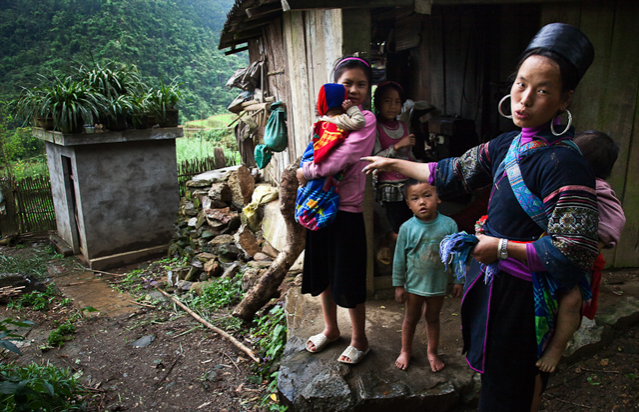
[[523, 23, 595, 84]]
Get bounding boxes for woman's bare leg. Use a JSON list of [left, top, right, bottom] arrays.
[[338, 303, 368, 362], [424, 295, 446, 372], [306, 286, 341, 351], [395, 293, 425, 370]]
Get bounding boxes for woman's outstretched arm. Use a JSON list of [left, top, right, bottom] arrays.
[[361, 156, 431, 182]]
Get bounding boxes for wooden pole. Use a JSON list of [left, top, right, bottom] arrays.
[[154, 287, 260, 363]]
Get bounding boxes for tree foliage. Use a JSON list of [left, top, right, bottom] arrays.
[[0, 0, 247, 122]]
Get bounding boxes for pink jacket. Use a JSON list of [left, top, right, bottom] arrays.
[[302, 108, 376, 213], [597, 178, 626, 248]]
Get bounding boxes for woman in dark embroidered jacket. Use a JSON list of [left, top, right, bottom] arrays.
[[363, 23, 598, 412]]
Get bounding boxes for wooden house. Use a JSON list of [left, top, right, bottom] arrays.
[[219, 0, 639, 276]]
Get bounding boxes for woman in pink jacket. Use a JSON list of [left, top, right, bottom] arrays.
[[296, 56, 377, 364]]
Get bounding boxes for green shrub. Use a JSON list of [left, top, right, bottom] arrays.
[[46, 321, 76, 348], [0, 363, 87, 411], [187, 274, 243, 312], [251, 305, 288, 412], [8, 285, 57, 312]]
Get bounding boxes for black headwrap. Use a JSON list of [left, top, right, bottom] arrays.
[[523, 23, 594, 84]]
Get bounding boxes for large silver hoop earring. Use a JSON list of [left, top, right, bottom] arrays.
[[498, 95, 512, 119], [550, 110, 573, 136]]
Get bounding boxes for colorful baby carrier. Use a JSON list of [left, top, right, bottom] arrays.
[[498, 134, 592, 357], [312, 84, 350, 163], [294, 142, 343, 231]]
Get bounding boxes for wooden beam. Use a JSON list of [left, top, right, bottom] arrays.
[[246, 2, 281, 19], [432, 0, 582, 3], [287, 0, 411, 9], [233, 28, 264, 42], [225, 46, 249, 55]]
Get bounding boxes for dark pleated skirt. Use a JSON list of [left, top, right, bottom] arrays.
[[463, 271, 548, 412], [301, 211, 367, 308]]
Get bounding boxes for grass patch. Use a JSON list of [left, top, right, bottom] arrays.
[[176, 128, 240, 166], [184, 113, 234, 129], [0, 245, 62, 280]]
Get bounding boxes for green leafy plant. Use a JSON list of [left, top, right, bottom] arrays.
[[187, 274, 243, 312], [0, 362, 87, 411], [0, 318, 34, 355], [46, 320, 76, 348], [74, 61, 144, 100], [14, 74, 105, 134], [147, 78, 181, 126], [8, 284, 57, 312], [251, 305, 287, 377]]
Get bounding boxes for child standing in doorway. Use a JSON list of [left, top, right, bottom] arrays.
[[372, 82, 417, 265], [393, 179, 463, 372], [536, 130, 626, 373]]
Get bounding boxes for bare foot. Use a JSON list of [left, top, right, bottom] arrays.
[[536, 347, 562, 373], [395, 350, 411, 370], [427, 353, 445, 373]]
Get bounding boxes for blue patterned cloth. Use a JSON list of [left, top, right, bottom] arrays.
[[439, 232, 499, 284], [295, 142, 343, 231]]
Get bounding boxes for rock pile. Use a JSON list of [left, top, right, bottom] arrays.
[[168, 165, 281, 294]]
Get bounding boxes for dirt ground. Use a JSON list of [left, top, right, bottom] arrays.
[[2, 243, 639, 411]]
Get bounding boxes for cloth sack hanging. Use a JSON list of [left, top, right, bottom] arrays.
[[255, 101, 288, 169]]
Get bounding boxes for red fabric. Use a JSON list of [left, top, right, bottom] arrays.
[[312, 121, 350, 164], [583, 253, 606, 320]]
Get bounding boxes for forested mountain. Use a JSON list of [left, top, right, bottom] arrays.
[[0, 0, 248, 122]]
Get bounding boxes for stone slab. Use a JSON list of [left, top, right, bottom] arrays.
[[279, 287, 476, 412]]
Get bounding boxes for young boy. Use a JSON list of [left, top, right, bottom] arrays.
[[393, 179, 463, 372], [536, 130, 626, 373]]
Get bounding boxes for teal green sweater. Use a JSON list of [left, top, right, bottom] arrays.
[[392, 212, 461, 296]]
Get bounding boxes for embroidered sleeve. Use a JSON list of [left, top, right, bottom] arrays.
[[435, 142, 493, 199], [533, 184, 599, 287]]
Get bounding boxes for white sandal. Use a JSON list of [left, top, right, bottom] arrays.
[[337, 345, 370, 364], [305, 333, 338, 353]]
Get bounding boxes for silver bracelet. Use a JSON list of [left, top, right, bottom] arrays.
[[499, 238, 509, 260]]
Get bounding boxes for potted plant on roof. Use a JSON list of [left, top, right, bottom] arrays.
[[14, 74, 104, 134], [148, 78, 181, 127], [13, 84, 53, 130], [75, 62, 145, 132]]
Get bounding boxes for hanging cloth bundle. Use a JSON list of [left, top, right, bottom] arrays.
[[255, 101, 288, 169]]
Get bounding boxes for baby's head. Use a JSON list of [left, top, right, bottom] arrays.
[[574, 130, 620, 180], [374, 81, 405, 122], [317, 83, 348, 117], [403, 178, 440, 221]]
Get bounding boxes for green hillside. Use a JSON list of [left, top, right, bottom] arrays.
[[0, 0, 248, 122]]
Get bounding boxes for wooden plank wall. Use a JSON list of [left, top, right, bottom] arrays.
[[542, 1, 639, 267], [279, 9, 344, 182], [417, 6, 535, 139]]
